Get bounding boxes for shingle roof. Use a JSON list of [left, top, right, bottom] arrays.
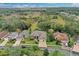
[[19, 30, 29, 37], [31, 31, 47, 40], [53, 32, 68, 42], [7, 32, 18, 39], [0, 32, 8, 38]]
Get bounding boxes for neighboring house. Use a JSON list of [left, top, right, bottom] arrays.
[[31, 31, 47, 48], [0, 32, 9, 39], [53, 32, 68, 46], [4, 32, 18, 40], [20, 30, 29, 38], [75, 16, 79, 21], [15, 30, 29, 40], [72, 43, 79, 53], [72, 35, 79, 53], [60, 12, 69, 16], [1, 30, 29, 40], [75, 35, 79, 43], [1, 33, 10, 40]]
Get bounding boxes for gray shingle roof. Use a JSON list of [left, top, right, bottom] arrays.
[[31, 31, 47, 40], [6, 32, 18, 39], [19, 30, 29, 38]]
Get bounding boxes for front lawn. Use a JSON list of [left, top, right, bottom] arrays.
[[0, 39, 4, 44], [6, 39, 16, 46], [21, 38, 37, 44], [47, 41, 57, 45]]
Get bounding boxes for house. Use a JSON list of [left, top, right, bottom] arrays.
[[19, 30, 29, 38], [1, 33, 10, 40], [75, 35, 79, 43], [4, 32, 18, 40], [31, 31, 47, 48], [75, 16, 79, 21], [31, 31, 47, 40], [53, 32, 68, 46], [72, 35, 79, 52], [60, 12, 69, 16], [0, 31, 9, 39], [72, 43, 79, 53]]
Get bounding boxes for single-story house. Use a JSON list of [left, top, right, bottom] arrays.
[[72, 35, 79, 52], [75, 35, 79, 43], [4, 32, 18, 40], [1, 33, 10, 40], [0, 32, 9, 39], [31, 31, 47, 40], [31, 31, 47, 48], [53, 32, 68, 46], [19, 30, 29, 38], [72, 43, 79, 53]]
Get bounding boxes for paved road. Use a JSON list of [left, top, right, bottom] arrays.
[[47, 45, 79, 56]]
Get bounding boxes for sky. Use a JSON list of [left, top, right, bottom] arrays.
[[0, 3, 79, 8]]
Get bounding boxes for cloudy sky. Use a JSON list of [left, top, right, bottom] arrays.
[[0, 3, 79, 8]]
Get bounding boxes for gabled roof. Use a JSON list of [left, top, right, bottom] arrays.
[[20, 30, 29, 36], [53, 32, 68, 42], [0, 31, 8, 38], [7, 32, 18, 39], [17, 30, 29, 39], [31, 31, 47, 40]]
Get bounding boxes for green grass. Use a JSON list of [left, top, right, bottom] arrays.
[[47, 41, 61, 49], [0, 39, 4, 44], [0, 45, 67, 56], [32, 50, 44, 56], [21, 38, 37, 44], [47, 41, 57, 45], [6, 39, 16, 46]]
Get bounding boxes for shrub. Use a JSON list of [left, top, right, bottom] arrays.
[[68, 37, 74, 47], [43, 48, 49, 56]]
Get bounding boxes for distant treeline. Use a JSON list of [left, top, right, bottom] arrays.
[[0, 7, 79, 15]]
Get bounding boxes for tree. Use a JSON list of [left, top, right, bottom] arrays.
[[38, 21, 51, 31], [0, 16, 29, 32], [32, 46, 39, 51], [68, 36, 74, 47]]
